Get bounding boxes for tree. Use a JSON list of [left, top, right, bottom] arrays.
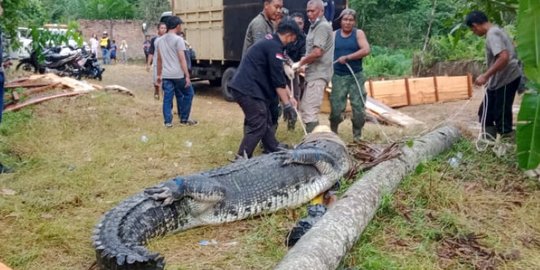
[[83, 0, 135, 20], [136, 0, 171, 27]]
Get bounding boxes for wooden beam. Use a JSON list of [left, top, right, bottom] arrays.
[[5, 82, 51, 89], [3, 92, 85, 112], [24, 83, 62, 96]]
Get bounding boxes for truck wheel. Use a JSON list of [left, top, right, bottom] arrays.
[[221, 67, 236, 102], [209, 78, 221, 87]]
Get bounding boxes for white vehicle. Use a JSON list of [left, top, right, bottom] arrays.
[[8, 27, 32, 59]]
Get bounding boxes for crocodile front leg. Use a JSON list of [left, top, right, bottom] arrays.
[[282, 148, 337, 174]]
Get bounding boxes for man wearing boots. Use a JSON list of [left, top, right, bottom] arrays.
[[292, 0, 334, 133], [330, 8, 370, 142]]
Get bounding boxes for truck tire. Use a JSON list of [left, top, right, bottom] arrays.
[[221, 67, 236, 102]]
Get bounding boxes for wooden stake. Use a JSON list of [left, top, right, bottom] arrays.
[[404, 77, 411, 106], [433, 76, 439, 102], [467, 73, 473, 98], [368, 79, 374, 97]]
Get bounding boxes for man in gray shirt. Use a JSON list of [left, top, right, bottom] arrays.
[[292, 0, 334, 133], [242, 0, 283, 55], [156, 16, 197, 127], [466, 10, 522, 138]]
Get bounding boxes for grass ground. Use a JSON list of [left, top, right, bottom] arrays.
[[0, 63, 538, 269]]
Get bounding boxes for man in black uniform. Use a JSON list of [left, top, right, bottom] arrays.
[[228, 19, 301, 158]]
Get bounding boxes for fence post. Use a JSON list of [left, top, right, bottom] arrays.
[[467, 73, 473, 98], [433, 76, 439, 102], [404, 77, 411, 106], [368, 79, 374, 97]]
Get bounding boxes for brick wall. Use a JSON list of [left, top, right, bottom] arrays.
[[78, 19, 159, 60]]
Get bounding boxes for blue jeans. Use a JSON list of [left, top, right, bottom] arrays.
[[101, 48, 109, 64], [162, 78, 194, 124], [0, 72, 4, 124]]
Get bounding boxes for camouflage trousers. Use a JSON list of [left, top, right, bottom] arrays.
[[329, 72, 367, 141]]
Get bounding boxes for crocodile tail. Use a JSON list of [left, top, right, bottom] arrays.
[[93, 192, 175, 270]]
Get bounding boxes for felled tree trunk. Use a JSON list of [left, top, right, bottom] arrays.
[[275, 125, 461, 270]]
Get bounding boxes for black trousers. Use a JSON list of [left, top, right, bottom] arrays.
[[236, 95, 280, 158], [478, 76, 521, 134]]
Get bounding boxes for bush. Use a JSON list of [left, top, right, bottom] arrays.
[[363, 46, 413, 79]]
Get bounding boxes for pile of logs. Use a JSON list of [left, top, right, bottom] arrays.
[[3, 74, 133, 112]]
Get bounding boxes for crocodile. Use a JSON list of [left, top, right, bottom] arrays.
[[92, 126, 351, 270]]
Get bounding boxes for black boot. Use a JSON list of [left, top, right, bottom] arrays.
[[305, 121, 319, 133], [330, 121, 339, 134], [483, 126, 497, 141]]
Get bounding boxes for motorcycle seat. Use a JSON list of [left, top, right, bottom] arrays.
[[46, 54, 72, 61]]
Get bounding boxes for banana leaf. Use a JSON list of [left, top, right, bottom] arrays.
[[516, 89, 540, 169], [516, 0, 540, 169]]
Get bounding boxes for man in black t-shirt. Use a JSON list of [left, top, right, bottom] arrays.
[[146, 22, 167, 100], [228, 20, 300, 158]]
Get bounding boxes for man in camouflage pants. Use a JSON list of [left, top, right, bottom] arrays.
[[330, 8, 371, 142]]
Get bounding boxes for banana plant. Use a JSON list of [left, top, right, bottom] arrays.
[[516, 0, 540, 170]]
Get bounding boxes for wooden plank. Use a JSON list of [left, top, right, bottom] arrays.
[[5, 82, 51, 89], [3, 92, 85, 112], [370, 79, 408, 107], [24, 82, 62, 96], [407, 77, 436, 105], [366, 97, 424, 127], [436, 76, 470, 102]]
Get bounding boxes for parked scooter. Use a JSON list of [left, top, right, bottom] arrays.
[[16, 45, 81, 78], [76, 47, 104, 81]]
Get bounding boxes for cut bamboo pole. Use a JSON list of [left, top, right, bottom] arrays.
[[275, 125, 461, 270]]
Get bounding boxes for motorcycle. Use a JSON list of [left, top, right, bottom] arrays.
[[76, 48, 104, 81], [16, 45, 82, 78]]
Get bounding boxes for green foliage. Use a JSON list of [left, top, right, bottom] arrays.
[[0, 0, 46, 47], [136, 0, 171, 25], [28, 23, 82, 63], [349, 0, 461, 49], [83, 0, 135, 20], [515, 0, 540, 170], [363, 46, 412, 78]]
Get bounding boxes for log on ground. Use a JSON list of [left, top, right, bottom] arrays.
[[275, 125, 461, 270]]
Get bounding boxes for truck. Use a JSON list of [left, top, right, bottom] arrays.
[[169, 0, 346, 101]]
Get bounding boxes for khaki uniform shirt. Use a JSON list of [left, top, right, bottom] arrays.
[[305, 16, 334, 82], [242, 13, 274, 56]]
